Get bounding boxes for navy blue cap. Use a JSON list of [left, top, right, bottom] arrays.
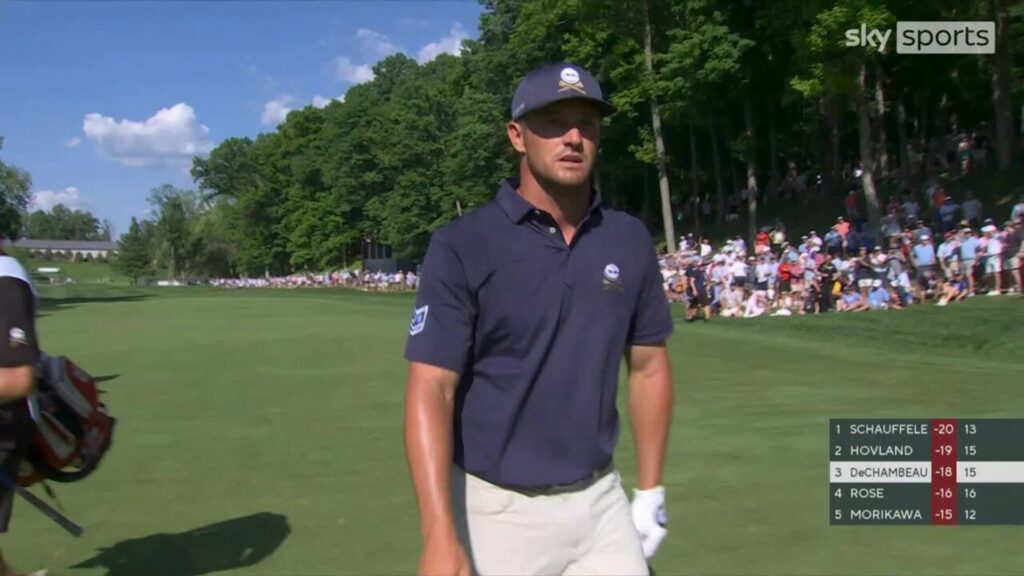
[[510, 62, 616, 121]]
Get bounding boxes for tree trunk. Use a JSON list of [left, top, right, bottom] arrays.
[[919, 104, 933, 181], [642, 165, 652, 225], [856, 61, 882, 240], [768, 108, 779, 202], [709, 112, 726, 224], [688, 116, 701, 236], [992, 0, 1016, 170], [744, 99, 758, 248], [898, 96, 910, 191], [817, 98, 830, 199], [169, 245, 176, 281], [643, 0, 676, 252], [874, 65, 890, 180]]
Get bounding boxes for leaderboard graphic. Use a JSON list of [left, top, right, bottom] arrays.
[[829, 419, 1024, 525]]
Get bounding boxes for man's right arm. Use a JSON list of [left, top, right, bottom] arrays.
[[402, 230, 475, 576], [404, 362, 461, 547]]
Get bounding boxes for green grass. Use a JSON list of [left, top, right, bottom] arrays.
[[19, 258, 130, 287], [3, 286, 1023, 575]]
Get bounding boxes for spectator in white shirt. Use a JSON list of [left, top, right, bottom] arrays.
[[699, 238, 712, 258], [719, 285, 743, 317], [743, 291, 767, 318]]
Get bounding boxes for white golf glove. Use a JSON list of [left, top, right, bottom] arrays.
[[631, 485, 667, 559]]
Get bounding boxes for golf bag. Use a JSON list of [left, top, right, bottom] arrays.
[[17, 354, 116, 487]]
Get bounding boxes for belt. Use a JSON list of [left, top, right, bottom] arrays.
[[512, 459, 616, 496]]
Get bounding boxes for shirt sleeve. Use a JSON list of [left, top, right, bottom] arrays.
[[0, 278, 39, 367], [628, 230, 675, 346], [403, 231, 476, 373]]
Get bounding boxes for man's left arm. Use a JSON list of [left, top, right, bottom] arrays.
[[625, 228, 676, 560], [628, 344, 673, 490]]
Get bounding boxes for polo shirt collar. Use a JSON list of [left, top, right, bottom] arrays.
[[496, 178, 604, 224]]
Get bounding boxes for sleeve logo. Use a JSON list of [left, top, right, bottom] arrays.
[[409, 305, 429, 336], [8, 327, 28, 348]]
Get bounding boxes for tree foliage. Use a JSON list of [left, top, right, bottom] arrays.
[[112, 217, 152, 285], [0, 137, 32, 240], [174, 0, 1021, 271], [23, 204, 110, 241]]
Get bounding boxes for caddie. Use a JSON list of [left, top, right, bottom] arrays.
[[0, 236, 45, 576], [404, 62, 676, 576]]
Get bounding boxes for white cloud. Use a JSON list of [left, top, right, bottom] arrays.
[[312, 94, 346, 109], [262, 94, 295, 126], [30, 187, 85, 212], [82, 103, 213, 167], [356, 28, 403, 59], [417, 23, 469, 64], [62, 137, 81, 148], [334, 56, 375, 84]]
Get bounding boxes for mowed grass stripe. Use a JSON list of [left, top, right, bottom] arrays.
[[3, 287, 1022, 575]]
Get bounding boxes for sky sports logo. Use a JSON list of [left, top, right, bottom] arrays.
[[845, 22, 995, 54]]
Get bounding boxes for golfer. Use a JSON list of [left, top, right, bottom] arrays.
[[404, 62, 675, 576], [0, 238, 44, 576]]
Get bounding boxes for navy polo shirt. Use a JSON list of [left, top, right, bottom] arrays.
[[404, 178, 674, 489]]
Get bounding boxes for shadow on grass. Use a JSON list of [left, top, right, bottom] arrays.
[[70, 512, 291, 576], [37, 293, 153, 317]]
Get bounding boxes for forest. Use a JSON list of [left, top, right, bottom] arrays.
[[4, 0, 1022, 280]]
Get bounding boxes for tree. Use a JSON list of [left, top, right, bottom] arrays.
[[112, 217, 152, 285], [642, 0, 677, 252], [991, 0, 1016, 170], [0, 136, 32, 239], [791, 1, 892, 239], [148, 184, 196, 280], [23, 204, 105, 240], [182, 0, 1021, 271]]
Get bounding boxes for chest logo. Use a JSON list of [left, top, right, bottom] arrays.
[[602, 263, 623, 291]]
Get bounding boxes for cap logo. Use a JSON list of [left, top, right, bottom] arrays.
[[558, 67, 586, 94]]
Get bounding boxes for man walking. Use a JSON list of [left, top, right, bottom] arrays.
[[0, 236, 45, 576], [686, 257, 711, 322], [404, 63, 675, 576]]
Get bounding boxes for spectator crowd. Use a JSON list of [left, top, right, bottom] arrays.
[[210, 269, 418, 292], [204, 185, 1024, 324], [662, 192, 1024, 321]]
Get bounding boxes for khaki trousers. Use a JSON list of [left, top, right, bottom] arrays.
[[452, 466, 649, 576]]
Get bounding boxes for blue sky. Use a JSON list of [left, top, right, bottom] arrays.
[[0, 0, 484, 238]]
